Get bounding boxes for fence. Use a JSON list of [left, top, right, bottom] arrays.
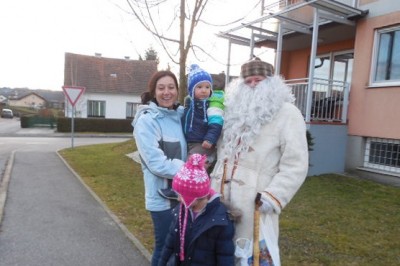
[[286, 77, 350, 123]]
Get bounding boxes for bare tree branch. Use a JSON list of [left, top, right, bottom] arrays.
[[126, 0, 180, 64], [124, 0, 252, 102]]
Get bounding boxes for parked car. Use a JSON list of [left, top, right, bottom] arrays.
[[1, 108, 14, 118]]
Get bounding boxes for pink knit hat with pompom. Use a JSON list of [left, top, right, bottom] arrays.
[[172, 153, 212, 261], [172, 153, 211, 207]]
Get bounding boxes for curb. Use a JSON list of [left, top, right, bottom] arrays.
[[56, 151, 152, 262], [0, 151, 15, 225], [0, 133, 132, 138]]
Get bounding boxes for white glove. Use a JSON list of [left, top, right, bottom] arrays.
[[259, 195, 275, 214]]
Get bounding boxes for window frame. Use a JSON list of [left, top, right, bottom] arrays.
[[126, 102, 139, 119], [370, 25, 400, 87], [87, 100, 106, 118], [364, 137, 400, 174]]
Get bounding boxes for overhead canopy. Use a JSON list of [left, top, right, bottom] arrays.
[[217, 0, 369, 51]]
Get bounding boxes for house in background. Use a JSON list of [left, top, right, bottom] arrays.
[[63, 52, 158, 119], [8, 92, 47, 109], [1, 87, 64, 110], [218, 0, 400, 179]]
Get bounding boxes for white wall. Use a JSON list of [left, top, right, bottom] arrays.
[[64, 92, 141, 119]]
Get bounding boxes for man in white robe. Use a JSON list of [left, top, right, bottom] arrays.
[[211, 58, 309, 266]]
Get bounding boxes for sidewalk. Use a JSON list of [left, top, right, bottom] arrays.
[[11, 127, 132, 138], [0, 138, 150, 265]]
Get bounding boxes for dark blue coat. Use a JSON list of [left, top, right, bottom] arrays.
[[182, 98, 222, 145], [158, 196, 235, 266]]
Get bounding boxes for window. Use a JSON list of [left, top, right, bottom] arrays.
[[314, 51, 353, 84], [364, 138, 400, 174], [126, 102, 139, 118], [371, 25, 400, 85], [87, 100, 105, 117]]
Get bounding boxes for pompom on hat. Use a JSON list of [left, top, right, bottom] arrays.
[[241, 57, 274, 78], [187, 64, 213, 98], [172, 153, 213, 261]]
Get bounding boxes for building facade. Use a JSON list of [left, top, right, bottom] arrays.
[[218, 0, 400, 178]]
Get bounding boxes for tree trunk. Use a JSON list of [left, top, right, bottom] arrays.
[[179, 0, 186, 104]]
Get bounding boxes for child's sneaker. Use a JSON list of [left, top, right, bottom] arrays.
[[158, 188, 179, 201]]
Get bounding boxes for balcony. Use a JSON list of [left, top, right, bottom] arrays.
[[286, 77, 349, 123]]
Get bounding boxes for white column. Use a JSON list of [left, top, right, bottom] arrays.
[[275, 22, 283, 75], [305, 8, 320, 123], [226, 39, 232, 87]]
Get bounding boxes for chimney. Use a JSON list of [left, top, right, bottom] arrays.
[[124, 56, 130, 60], [95, 53, 102, 57]]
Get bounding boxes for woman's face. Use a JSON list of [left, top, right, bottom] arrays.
[[155, 76, 178, 109]]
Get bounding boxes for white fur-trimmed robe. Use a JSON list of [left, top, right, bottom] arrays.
[[210, 76, 309, 265]]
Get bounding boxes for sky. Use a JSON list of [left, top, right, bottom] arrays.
[[0, 0, 274, 91]]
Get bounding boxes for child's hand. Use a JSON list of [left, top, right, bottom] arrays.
[[202, 140, 213, 149]]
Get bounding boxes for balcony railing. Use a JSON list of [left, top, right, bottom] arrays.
[[286, 77, 350, 123]]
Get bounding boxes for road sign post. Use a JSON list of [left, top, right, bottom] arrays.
[[62, 86, 85, 148]]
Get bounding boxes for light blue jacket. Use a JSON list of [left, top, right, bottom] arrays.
[[132, 102, 187, 211]]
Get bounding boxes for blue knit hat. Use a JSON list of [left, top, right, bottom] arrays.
[[187, 64, 213, 98], [186, 64, 213, 132]]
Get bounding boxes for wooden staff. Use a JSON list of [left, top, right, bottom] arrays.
[[220, 160, 227, 199], [253, 193, 262, 266]]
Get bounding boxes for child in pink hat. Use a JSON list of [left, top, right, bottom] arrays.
[[158, 154, 235, 265]]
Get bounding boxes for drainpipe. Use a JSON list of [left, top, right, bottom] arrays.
[[306, 8, 320, 123]]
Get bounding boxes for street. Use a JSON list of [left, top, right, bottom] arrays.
[[0, 118, 150, 265]]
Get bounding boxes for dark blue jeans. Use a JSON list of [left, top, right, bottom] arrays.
[[150, 208, 174, 266]]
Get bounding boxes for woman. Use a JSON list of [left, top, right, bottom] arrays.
[[132, 70, 187, 266]]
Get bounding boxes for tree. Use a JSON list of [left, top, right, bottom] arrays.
[[144, 46, 159, 64], [126, 0, 210, 103]]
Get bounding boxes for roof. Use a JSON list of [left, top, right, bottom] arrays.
[[9, 92, 47, 102], [64, 53, 158, 95], [1, 88, 64, 103]]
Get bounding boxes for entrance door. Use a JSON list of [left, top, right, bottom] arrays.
[[314, 51, 353, 85], [312, 51, 353, 120]]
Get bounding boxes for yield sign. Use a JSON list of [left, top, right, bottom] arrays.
[[62, 86, 85, 107]]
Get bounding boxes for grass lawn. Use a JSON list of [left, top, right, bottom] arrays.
[[58, 140, 400, 265]]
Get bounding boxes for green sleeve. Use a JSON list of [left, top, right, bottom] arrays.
[[208, 90, 225, 110]]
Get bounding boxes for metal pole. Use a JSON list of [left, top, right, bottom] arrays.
[[306, 8, 320, 123], [342, 82, 350, 123], [71, 106, 75, 148], [250, 30, 255, 59], [226, 39, 232, 87], [275, 22, 283, 75]]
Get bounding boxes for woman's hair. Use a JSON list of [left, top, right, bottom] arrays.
[[141, 70, 179, 104]]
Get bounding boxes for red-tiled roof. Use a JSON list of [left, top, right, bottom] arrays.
[[64, 53, 157, 95]]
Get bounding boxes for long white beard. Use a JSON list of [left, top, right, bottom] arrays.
[[220, 76, 295, 160]]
